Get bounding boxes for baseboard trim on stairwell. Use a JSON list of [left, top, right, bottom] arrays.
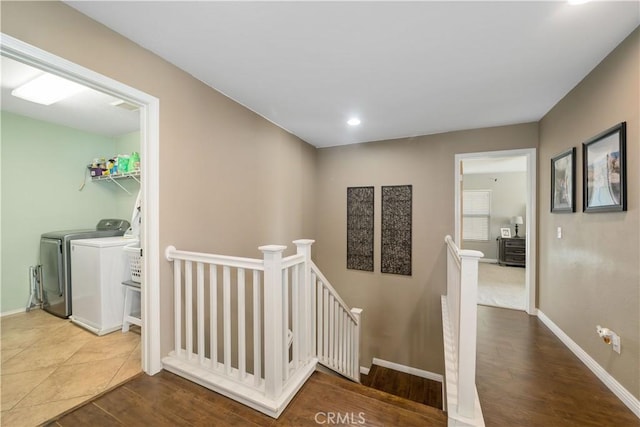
[[369, 358, 444, 383], [360, 366, 370, 376], [537, 310, 640, 419]]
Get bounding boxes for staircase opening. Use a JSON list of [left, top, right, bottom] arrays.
[[361, 364, 443, 410]]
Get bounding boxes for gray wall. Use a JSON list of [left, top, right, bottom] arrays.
[[538, 28, 639, 398], [462, 172, 527, 260], [315, 124, 538, 374]]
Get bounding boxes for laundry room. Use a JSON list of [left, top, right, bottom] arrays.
[[0, 56, 141, 317]]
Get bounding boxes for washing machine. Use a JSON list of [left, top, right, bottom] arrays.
[[70, 236, 138, 335], [40, 219, 130, 318]]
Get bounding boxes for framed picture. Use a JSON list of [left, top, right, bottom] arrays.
[[500, 228, 511, 238], [583, 122, 627, 213], [551, 147, 576, 213]]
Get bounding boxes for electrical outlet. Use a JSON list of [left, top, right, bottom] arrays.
[[612, 334, 621, 354], [557, 227, 562, 239]]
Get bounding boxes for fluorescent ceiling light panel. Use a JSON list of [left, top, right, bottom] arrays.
[[11, 73, 87, 105], [347, 117, 361, 126]]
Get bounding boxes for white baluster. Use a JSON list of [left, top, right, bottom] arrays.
[[210, 264, 217, 369], [329, 294, 335, 367], [173, 259, 182, 357], [282, 268, 289, 381], [253, 269, 261, 386], [185, 261, 193, 361], [238, 268, 246, 380], [197, 262, 205, 365], [311, 272, 318, 357], [323, 287, 329, 363], [223, 266, 231, 375]]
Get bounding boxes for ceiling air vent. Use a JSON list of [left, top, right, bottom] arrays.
[[110, 99, 139, 111]]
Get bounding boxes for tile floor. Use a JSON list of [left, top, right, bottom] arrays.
[[1, 309, 141, 426]]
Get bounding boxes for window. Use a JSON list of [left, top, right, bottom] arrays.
[[463, 190, 491, 241]]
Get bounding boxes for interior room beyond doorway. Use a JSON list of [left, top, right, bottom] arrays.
[[459, 153, 531, 311]]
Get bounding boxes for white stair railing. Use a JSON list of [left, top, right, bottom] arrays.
[[163, 239, 361, 418], [443, 235, 485, 427], [311, 261, 362, 383]]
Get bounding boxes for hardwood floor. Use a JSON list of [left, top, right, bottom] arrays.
[[477, 305, 639, 426], [361, 365, 443, 409], [46, 370, 447, 426], [44, 306, 639, 426]]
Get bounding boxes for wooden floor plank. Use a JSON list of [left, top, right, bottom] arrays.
[[477, 305, 639, 427], [47, 402, 124, 427], [47, 370, 446, 427]]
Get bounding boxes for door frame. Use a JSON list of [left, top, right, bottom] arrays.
[[455, 148, 537, 315], [1, 33, 162, 374]]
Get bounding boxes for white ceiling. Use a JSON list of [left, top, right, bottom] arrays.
[[1, 56, 140, 137], [5, 2, 639, 146]]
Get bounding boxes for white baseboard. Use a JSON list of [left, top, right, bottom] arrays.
[[360, 366, 370, 376], [369, 357, 443, 383], [479, 258, 498, 264], [537, 310, 640, 419], [1, 307, 28, 317]]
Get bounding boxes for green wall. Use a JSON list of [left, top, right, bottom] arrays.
[[0, 112, 139, 314]]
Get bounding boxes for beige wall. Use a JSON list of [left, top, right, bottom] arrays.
[[315, 124, 538, 373], [4, 2, 636, 400], [538, 28, 639, 398], [1, 1, 317, 356]]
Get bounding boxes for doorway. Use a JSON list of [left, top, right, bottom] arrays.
[[0, 34, 161, 372], [454, 148, 537, 314]]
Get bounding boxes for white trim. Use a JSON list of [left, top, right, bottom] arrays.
[[0, 33, 162, 375], [455, 148, 537, 315], [359, 366, 370, 376], [372, 357, 443, 383], [537, 310, 640, 419], [163, 355, 317, 418], [478, 258, 498, 264], [1, 307, 27, 317]]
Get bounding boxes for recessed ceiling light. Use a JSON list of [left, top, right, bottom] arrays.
[[11, 73, 87, 106], [347, 117, 361, 126]]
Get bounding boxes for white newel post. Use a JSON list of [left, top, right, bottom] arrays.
[[350, 307, 363, 383], [294, 239, 315, 361], [260, 244, 287, 399], [457, 249, 482, 419]]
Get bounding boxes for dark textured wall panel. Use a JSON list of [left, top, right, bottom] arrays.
[[381, 185, 412, 275], [346, 187, 374, 271]]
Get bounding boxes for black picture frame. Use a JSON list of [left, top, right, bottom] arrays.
[[551, 147, 576, 213], [583, 122, 627, 213]]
